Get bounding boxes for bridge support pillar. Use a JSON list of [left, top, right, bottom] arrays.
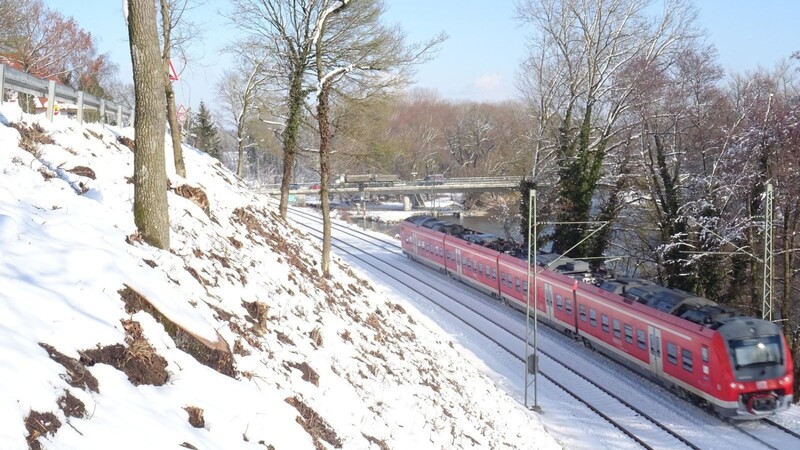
[[402, 195, 412, 211]]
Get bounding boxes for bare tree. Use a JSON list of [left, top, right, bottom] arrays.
[[228, 0, 326, 219], [218, 40, 271, 178], [516, 0, 699, 258], [312, 0, 445, 276], [159, 0, 203, 178], [126, 0, 170, 249], [2, 0, 103, 82]]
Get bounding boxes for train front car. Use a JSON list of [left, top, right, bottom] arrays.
[[713, 317, 794, 418]]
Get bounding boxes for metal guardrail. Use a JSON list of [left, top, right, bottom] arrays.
[[255, 176, 523, 196], [1, 63, 132, 125], [253, 177, 522, 192]]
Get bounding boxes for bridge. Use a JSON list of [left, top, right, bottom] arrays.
[[255, 176, 523, 211]]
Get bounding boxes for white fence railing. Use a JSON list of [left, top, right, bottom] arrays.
[[0, 63, 132, 125]]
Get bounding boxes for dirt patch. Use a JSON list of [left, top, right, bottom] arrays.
[[117, 135, 135, 151], [84, 129, 102, 140], [309, 327, 323, 348], [58, 390, 86, 418], [39, 343, 99, 393], [11, 122, 54, 158], [242, 300, 269, 335], [80, 320, 169, 386], [362, 433, 390, 450], [174, 184, 210, 216], [228, 235, 243, 249], [286, 361, 319, 386], [119, 285, 235, 377], [232, 207, 268, 239], [25, 410, 61, 450], [285, 397, 342, 450], [67, 166, 96, 180], [184, 406, 205, 428]]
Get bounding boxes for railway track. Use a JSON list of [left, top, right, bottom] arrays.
[[284, 205, 800, 449]]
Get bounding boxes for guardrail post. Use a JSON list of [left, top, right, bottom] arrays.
[[77, 91, 84, 124], [99, 99, 106, 124], [46, 80, 56, 121], [116, 105, 122, 127], [0, 64, 5, 104]]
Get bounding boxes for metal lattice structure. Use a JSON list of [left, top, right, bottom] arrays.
[[762, 182, 774, 321]]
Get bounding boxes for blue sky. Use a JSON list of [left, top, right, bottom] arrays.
[[42, 0, 800, 110]]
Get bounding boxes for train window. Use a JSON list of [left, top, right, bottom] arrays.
[[501, 272, 506, 284], [556, 295, 563, 311], [589, 308, 597, 327], [565, 298, 572, 314], [601, 314, 609, 333], [515, 278, 521, 292], [667, 342, 678, 365], [682, 349, 693, 372], [479, 263, 483, 275], [701, 346, 709, 363], [624, 324, 633, 344], [492, 268, 497, 280], [579, 305, 587, 321], [636, 329, 646, 350], [613, 319, 621, 338], [522, 281, 528, 292]]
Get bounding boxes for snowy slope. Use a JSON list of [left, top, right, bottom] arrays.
[[0, 103, 562, 450]]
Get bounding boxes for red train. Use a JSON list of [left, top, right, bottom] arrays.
[[400, 215, 794, 419]]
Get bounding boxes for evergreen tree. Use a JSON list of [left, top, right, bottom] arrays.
[[191, 101, 221, 159]]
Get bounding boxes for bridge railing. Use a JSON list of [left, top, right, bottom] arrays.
[[1, 63, 132, 125]]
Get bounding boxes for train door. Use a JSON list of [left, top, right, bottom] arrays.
[[648, 325, 663, 376], [543, 282, 554, 321], [455, 249, 463, 278]]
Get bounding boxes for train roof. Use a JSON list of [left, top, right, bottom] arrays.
[[463, 233, 499, 245], [716, 315, 783, 339], [598, 277, 656, 295], [535, 252, 591, 274]]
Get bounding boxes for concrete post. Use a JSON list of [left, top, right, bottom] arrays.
[[46, 80, 56, 121], [77, 91, 84, 124], [402, 195, 412, 211], [0, 65, 5, 104], [99, 99, 106, 124]]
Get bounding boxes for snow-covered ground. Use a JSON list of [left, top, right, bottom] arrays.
[[0, 104, 564, 449]]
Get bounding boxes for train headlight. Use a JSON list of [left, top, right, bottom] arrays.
[[739, 384, 745, 390], [730, 382, 738, 390], [778, 376, 792, 386]]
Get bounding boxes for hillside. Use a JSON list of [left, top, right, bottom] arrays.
[[0, 103, 561, 450]]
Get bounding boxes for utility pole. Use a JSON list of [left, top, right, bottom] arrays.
[[525, 188, 541, 412], [762, 181, 774, 321]]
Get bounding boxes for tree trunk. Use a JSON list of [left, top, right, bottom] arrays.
[[160, 0, 185, 178], [128, 0, 169, 250], [237, 134, 244, 178], [279, 67, 305, 219], [317, 82, 332, 278], [165, 82, 186, 177]]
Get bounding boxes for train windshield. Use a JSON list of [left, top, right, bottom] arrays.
[[729, 336, 782, 369]]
